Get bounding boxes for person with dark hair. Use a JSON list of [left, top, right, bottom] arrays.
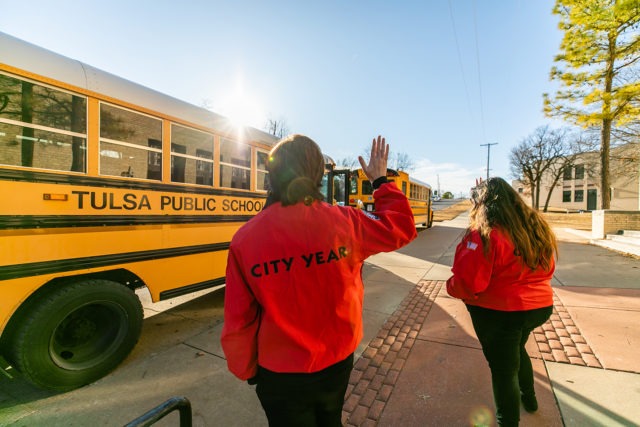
[[446, 177, 558, 427], [221, 134, 417, 426]]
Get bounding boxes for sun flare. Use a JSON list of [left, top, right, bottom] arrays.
[[219, 75, 266, 131]]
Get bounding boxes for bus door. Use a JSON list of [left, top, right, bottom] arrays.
[[321, 167, 350, 206], [331, 169, 350, 206]]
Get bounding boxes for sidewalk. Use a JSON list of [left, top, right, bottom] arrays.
[[341, 215, 640, 426]]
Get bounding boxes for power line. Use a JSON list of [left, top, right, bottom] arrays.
[[447, 0, 473, 118], [472, 0, 487, 143]]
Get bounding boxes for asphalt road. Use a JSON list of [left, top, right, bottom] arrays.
[[431, 198, 462, 211]]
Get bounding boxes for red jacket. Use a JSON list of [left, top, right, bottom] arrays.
[[221, 182, 417, 380], [446, 227, 554, 311]]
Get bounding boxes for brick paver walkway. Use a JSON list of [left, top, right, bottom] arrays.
[[533, 292, 603, 368], [341, 280, 603, 426], [341, 280, 442, 426]]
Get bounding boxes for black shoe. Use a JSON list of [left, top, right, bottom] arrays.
[[521, 393, 538, 413]]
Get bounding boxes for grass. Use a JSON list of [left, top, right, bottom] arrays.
[[432, 199, 472, 222], [432, 199, 592, 230]]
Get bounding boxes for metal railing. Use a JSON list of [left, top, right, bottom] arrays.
[[124, 396, 192, 427]]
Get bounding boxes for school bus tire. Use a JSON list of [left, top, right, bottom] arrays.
[[6, 279, 143, 391]]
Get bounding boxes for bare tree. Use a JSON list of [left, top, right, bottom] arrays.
[[264, 117, 290, 138], [360, 146, 414, 172], [510, 142, 537, 207], [509, 126, 575, 211], [540, 134, 585, 212], [611, 142, 640, 191], [392, 152, 415, 172], [335, 156, 359, 169]]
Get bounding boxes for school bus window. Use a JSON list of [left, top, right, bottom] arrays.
[[411, 184, 420, 199], [333, 175, 347, 204], [362, 180, 373, 195], [349, 175, 358, 195], [256, 150, 269, 191], [402, 181, 407, 195], [0, 122, 88, 173], [99, 103, 162, 180], [0, 72, 87, 172], [196, 149, 214, 185], [171, 143, 187, 182], [147, 139, 162, 180], [220, 138, 251, 189], [170, 124, 214, 185]]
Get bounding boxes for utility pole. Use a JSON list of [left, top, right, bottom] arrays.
[[480, 143, 498, 180]]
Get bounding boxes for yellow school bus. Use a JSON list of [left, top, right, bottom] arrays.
[[0, 32, 278, 391], [348, 168, 434, 227]]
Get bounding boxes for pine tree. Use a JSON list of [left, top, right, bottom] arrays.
[[543, 0, 640, 209]]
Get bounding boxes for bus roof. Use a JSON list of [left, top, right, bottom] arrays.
[[410, 176, 432, 188], [354, 168, 431, 188], [0, 31, 277, 145]]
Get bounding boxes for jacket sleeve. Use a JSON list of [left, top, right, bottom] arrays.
[[220, 246, 260, 380], [446, 230, 494, 301], [352, 182, 417, 259]]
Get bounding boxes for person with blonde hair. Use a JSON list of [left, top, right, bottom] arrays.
[[447, 177, 558, 427], [221, 134, 417, 426]]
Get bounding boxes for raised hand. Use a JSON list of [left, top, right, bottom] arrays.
[[358, 135, 389, 183]]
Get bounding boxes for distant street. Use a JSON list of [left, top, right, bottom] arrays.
[[431, 198, 462, 211]]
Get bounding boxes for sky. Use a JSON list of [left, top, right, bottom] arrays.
[[2, 0, 564, 197]]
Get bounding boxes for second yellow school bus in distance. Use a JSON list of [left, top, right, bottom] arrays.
[[0, 32, 279, 391], [348, 168, 434, 228]]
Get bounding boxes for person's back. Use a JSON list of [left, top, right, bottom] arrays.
[[221, 134, 416, 426], [446, 177, 558, 426], [228, 179, 414, 374]]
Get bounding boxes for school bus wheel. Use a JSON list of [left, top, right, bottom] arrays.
[[427, 211, 434, 228], [5, 279, 143, 391]]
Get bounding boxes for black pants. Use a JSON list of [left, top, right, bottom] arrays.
[[466, 305, 552, 427], [255, 354, 354, 427]]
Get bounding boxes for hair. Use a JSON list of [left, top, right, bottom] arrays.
[[468, 177, 557, 271], [265, 134, 326, 207]]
